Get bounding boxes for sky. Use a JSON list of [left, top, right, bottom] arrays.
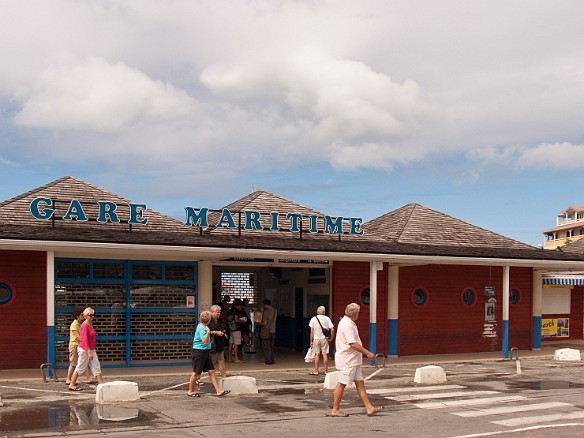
[[1, 1, 584, 247]]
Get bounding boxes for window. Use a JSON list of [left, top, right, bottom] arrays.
[[510, 287, 521, 305], [411, 287, 428, 306], [358, 286, 370, 306], [461, 288, 476, 307], [0, 281, 14, 306]]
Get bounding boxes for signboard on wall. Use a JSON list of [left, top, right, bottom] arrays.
[[541, 318, 570, 338]]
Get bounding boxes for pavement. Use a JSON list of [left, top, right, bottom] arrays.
[[2, 341, 584, 437]]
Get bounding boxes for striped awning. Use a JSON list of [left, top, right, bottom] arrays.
[[542, 275, 584, 286]]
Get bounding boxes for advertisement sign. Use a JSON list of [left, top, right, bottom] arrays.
[[541, 318, 570, 338]]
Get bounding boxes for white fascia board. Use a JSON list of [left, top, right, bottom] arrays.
[[1, 238, 583, 270]]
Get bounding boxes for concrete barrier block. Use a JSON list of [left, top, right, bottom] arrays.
[[414, 365, 447, 384], [96, 404, 139, 421], [323, 371, 355, 390], [220, 376, 258, 394], [554, 348, 581, 361], [95, 381, 140, 404]]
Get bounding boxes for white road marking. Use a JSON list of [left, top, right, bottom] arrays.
[[388, 390, 499, 401], [448, 422, 584, 437], [368, 384, 466, 395], [412, 395, 526, 409], [492, 411, 584, 427], [452, 401, 572, 417]]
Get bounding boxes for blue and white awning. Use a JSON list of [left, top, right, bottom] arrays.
[[543, 275, 584, 286]]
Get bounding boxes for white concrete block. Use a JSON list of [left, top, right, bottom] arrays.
[[414, 365, 447, 384], [96, 405, 139, 421], [95, 381, 140, 404], [554, 348, 581, 361], [220, 376, 258, 394], [323, 371, 355, 390]]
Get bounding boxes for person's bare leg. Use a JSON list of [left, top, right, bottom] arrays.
[[313, 353, 320, 374], [209, 370, 223, 394], [355, 380, 375, 414], [234, 344, 241, 362], [331, 382, 347, 416], [217, 359, 227, 378], [66, 364, 75, 384], [323, 353, 329, 374], [227, 343, 234, 361], [188, 372, 200, 394], [95, 374, 104, 384], [69, 371, 79, 389]]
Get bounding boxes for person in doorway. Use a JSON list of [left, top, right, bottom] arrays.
[[257, 299, 277, 365], [65, 308, 97, 386], [68, 307, 104, 391], [330, 303, 384, 417], [187, 310, 230, 397], [208, 305, 228, 378], [227, 299, 247, 363], [308, 306, 335, 375]]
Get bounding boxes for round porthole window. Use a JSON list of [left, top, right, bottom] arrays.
[[0, 281, 14, 306], [510, 287, 520, 305], [461, 288, 476, 307], [411, 287, 428, 306], [358, 286, 370, 306]]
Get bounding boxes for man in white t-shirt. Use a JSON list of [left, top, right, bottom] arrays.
[[330, 303, 384, 418], [308, 306, 334, 375]]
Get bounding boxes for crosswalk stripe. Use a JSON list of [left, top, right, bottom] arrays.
[[368, 385, 466, 395], [387, 390, 499, 401], [413, 395, 526, 409], [492, 411, 584, 427], [452, 401, 573, 417]]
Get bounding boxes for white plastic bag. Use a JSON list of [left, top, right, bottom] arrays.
[[304, 347, 315, 363]]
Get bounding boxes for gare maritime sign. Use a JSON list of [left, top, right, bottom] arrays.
[[29, 197, 365, 236]]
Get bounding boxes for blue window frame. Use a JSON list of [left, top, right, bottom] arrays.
[[411, 287, 428, 306], [0, 281, 14, 306], [461, 288, 477, 307], [510, 287, 521, 305]]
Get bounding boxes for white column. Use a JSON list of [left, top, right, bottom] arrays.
[[198, 261, 213, 311], [46, 251, 56, 367], [502, 265, 510, 358], [532, 270, 543, 349], [388, 265, 399, 356]]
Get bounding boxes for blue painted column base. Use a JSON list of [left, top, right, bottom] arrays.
[[502, 319, 509, 359], [532, 316, 542, 349], [369, 322, 377, 363], [387, 319, 398, 356], [47, 325, 56, 376]]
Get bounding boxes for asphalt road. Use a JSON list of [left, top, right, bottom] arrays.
[[3, 357, 584, 437]]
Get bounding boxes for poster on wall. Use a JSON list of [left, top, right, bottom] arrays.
[[541, 318, 570, 338]]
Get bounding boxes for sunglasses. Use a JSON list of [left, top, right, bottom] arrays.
[[85, 314, 95, 317]]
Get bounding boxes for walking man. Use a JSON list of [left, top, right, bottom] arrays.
[[331, 303, 384, 417]]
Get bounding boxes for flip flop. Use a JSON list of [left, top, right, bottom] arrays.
[[217, 390, 230, 397], [308, 372, 319, 376], [68, 386, 82, 391], [187, 392, 200, 397], [330, 412, 349, 417], [367, 406, 384, 416]]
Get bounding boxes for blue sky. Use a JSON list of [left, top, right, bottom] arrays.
[[1, 1, 584, 247]]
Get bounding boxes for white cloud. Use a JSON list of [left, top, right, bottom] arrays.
[[13, 57, 194, 132], [518, 142, 584, 170]]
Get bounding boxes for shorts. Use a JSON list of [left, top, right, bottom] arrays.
[[192, 349, 214, 374], [68, 344, 79, 366], [210, 350, 224, 364], [229, 331, 242, 345], [74, 348, 102, 377], [312, 339, 329, 355], [337, 365, 363, 385]]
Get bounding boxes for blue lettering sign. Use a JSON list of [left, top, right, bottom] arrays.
[[184, 207, 209, 227], [129, 203, 148, 225], [324, 216, 343, 234], [286, 213, 302, 232], [30, 197, 54, 220], [97, 201, 120, 223], [270, 212, 280, 231], [63, 199, 88, 222], [216, 209, 236, 229], [244, 211, 262, 230], [349, 217, 364, 235]]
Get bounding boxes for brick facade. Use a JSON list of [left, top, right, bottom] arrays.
[[0, 250, 47, 369]]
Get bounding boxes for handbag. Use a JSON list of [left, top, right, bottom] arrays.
[[316, 316, 331, 340]]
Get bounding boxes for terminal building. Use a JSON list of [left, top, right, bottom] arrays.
[[1, 176, 583, 370]]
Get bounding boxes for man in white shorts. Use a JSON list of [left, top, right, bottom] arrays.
[[308, 306, 334, 375], [330, 303, 384, 418]]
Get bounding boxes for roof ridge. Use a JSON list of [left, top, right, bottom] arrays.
[[393, 202, 419, 240], [0, 176, 74, 207]]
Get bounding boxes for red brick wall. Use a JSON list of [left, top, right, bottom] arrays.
[[399, 265, 533, 356], [332, 261, 387, 353], [332, 262, 534, 356], [0, 250, 47, 369]]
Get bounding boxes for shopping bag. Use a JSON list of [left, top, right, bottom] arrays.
[[304, 347, 315, 363]]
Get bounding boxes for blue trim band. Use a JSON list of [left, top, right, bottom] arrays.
[[502, 319, 509, 358], [47, 325, 56, 375], [369, 322, 377, 360], [388, 319, 398, 355], [532, 316, 542, 349]]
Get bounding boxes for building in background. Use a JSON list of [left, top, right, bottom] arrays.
[[543, 206, 584, 249]]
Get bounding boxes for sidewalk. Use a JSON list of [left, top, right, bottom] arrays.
[[1, 342, 572, 383]]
